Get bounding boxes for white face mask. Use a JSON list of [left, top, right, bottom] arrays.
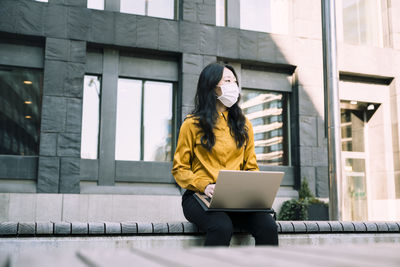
[[217, 83, 240, 108]]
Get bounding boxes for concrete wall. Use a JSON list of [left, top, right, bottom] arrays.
[[0, 189, 297, 222], [0, 193, 186, 222], [0, 0, 303, 195]]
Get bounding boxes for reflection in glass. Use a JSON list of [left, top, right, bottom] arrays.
[[0, 66, 43, 155], [121, 0, 174, 19], [81, 76, 101, 159], [143, 81, 172, 161], [240, 90, 288, 165], [343, 158, 368, 221], [121, 0, 145, 15], [342, 0, 382, 46], [115, 78, 174, 162], [115, 79, 142, 161], [240, 0, 289, 34], [216, 0, 226, 26], [87, 0, 104, 10], [340, 109, 365, 152], [147, 0, 175, 19]]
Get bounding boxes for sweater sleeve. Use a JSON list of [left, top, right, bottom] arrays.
[[171, 118, 210, 192], [243, 119, 259, 171]]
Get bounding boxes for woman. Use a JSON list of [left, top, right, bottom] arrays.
[[172, 63, 278, 246]]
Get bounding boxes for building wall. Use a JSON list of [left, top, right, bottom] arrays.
[[0, 0, 399, 221]]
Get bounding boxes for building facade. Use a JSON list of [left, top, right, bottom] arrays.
[[0, 0, 399, 222]]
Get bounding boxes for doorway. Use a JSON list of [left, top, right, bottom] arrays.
[[340, 100, 379, 221]]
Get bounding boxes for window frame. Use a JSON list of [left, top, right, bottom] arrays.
[[220, 0, 292, 35], [81, 48, 179, 185], [335, 0, 387, 48], [240, 88, 290, 166], [115, 77, 176, 162], [81, 74, 102, 160], [88, 0, 179, 20], [216, 0, 227, 27], [0, 40, 44, 182], [0, 65, 43, 156], [228, 62, 297, 187]]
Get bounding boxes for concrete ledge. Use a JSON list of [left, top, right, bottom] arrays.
[[88, 222, 104, 235], [121, 222, 137, 234], [0, 222, 17, 236], [54, 222, 71, 235], [1, 221, 400, 256], [105, 222, 122, 235], [36, 222, 53, 235], [0, 221, 399, 237], [18, 222, 35, 236], [71, 222, 88, 235], [387, 222, 400, 232]]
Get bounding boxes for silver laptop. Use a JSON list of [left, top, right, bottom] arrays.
[[194, 170, 284, 212]]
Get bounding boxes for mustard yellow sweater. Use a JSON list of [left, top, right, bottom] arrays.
[[172, 110, 259, 193]]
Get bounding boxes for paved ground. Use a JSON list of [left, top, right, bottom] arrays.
[[2, 243, 400, 267]]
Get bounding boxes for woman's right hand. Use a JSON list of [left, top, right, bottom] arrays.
[[204, 184, 215, 198]]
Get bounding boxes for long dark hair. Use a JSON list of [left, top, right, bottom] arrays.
[[191, 63, 248, 151]]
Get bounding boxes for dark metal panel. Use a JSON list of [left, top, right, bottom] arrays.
[[119, 56, 179, 81], [115, 161, 294, 186], [0, 156, 37, 180], [241, 69, 292, 92], [339, 72, 393, 85], [98, 49, 118, 185], [105, 0, 120, 12], [80, 159, 98, 181], [85, 50, 103, 74], [290, 71, 301, 189], [0, 43, 44, 69], [226, 0, 240, 28], [115, 161, 175, 183], [258, 165, 294, 186]]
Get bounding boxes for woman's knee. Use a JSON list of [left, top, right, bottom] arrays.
[[259, 222, 278, 237], [203, 214, 234, 246], [248, 214, 278, 235], [208, 216, 234, 236]]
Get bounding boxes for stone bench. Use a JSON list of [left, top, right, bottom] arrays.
[[1, 221, 399, 236]]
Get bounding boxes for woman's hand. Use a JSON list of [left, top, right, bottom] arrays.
[[204, 184, 215, 198]]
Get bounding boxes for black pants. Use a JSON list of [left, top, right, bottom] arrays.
[[182, 190, 279, 247]]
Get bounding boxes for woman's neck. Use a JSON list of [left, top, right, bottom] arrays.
[[216, 100, 227, 114]]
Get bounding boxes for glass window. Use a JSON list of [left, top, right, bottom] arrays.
[[120, 0, 175, 19], [143, 81, 173, 161], [115, 79, 142, 161], [115, 78, 173, 162], [239, 0, 289, 34], [240, 89, 289, 165], [87, 0, 104, 10], [81, 75, 101, 159], [340, 108, 365, 152], [216, 0, 226, 26], [0, 66, 43, 156], [341, 0, 383, 46]]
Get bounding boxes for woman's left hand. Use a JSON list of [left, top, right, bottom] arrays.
[[204, 184, 215, 198]]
